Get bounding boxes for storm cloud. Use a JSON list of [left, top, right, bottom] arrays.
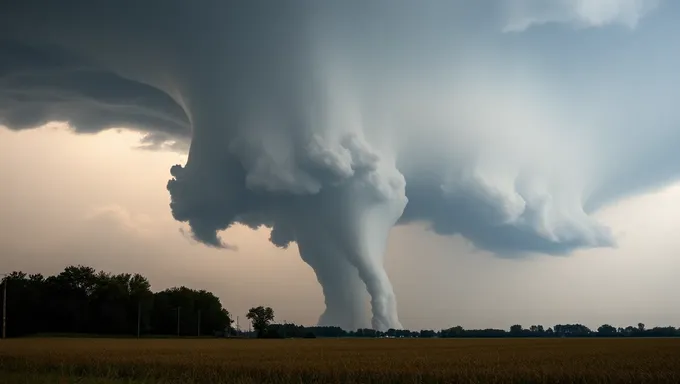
[[1, 0, 678, 329]]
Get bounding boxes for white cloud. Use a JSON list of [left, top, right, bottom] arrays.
[[83, 205, 155, 237], [503, 0, 661, 32]]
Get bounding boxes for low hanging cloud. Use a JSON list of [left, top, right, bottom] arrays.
[[1, 0, 679, 330]]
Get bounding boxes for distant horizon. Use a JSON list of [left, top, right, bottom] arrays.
[[2, 0, 679, 334], [2, 263, 677, 333]]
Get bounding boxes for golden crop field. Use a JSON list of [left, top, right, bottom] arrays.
[[0, 338, 679, 383]]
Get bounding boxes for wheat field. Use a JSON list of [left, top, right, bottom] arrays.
[[0, 337, 679, 383]]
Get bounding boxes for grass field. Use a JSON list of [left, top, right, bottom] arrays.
[[1, 338, 679, 383]]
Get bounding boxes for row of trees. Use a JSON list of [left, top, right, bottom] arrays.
[[0, 265, 231, 337], [437, 323, 679, 338], [242, 308, 680, 339], [2, 265, 678, 339], [249, 322, 680, 339]]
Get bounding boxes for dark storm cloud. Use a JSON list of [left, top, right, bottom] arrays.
[[0, 34, 189, 138], [1, 0, 677, 329]]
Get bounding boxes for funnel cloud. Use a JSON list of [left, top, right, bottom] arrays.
[[1, 0, 678, 330]]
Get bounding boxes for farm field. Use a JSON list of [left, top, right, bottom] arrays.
[[0, 338, 679, 383]]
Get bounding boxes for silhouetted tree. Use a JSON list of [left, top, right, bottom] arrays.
[[597, 324, 617, 337], [441, 326, 465, 338], [1, 265, 679, 340], [151, 287, 231, 336], [0, 265, 230, 338], [419, 329, 436, 338], [246, 306, 275, 338], [528, 325, 545, 336], [510, 324, 523, 335]]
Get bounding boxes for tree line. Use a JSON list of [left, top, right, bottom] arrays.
[[0, 265, 231, 337], [244, 316, 680, 339], [240, 305, 680, 340], [1, 265, 678, 339]]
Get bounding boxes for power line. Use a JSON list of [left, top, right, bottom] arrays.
[[1, 273, 7, 340], [137, 300, 141, 339], [176, 307, 181, 337]]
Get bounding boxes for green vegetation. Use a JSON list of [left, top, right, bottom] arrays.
[[1, 265, 679, 339], [1, 338, 679, 383], [0, 265, 231, 338], [2, 264, 680, 382], [246, 306, 275, 338]]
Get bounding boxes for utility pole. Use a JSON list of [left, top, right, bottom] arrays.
[[137, 300, 141, 339], [176, 307, 181, 337], [1, 273, 7, 340], [236, 316, 240, 335], [197, 310, 201, 337]]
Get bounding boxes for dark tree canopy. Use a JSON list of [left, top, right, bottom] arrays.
[[0, 265, 231, 337], [246, 306, 275, 338], [0, 265, 678, 340]]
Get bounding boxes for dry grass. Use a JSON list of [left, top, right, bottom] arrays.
[[0, 337, 679, 383]]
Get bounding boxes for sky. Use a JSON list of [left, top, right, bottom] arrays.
[[1, 0, 680, 330], [1, 125, 678, 331]]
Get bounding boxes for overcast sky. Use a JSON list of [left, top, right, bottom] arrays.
[[1, 125, 678, 330], [1, 0, 680, 331]]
